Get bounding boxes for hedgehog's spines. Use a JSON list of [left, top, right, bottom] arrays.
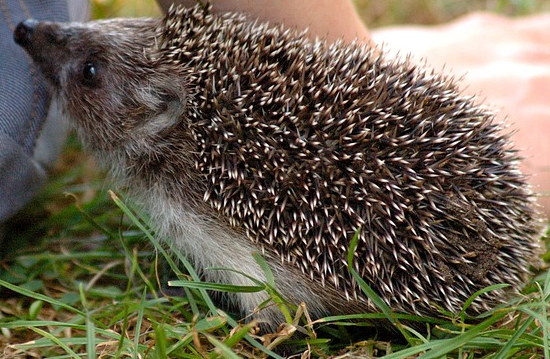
[[38, 3, 541, 321], [155, 5, 540, 315]]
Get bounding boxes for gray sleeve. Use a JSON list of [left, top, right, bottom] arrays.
[[0, 0, 89, 221]]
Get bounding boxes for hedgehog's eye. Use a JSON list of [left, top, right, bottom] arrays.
[[81, 61, 98, 86]]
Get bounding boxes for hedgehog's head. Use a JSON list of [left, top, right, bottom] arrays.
[[14, 18, 187, 153]]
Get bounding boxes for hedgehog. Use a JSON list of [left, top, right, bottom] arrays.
[[14, 4, 541, 329]]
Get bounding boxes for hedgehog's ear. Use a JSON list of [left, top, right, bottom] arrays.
[[136, 76, 187, 135]]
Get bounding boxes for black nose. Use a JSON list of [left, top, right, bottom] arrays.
[[14, 19, 39, 46]]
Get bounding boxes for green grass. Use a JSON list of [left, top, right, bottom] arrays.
[[2, 0, 550, 357]]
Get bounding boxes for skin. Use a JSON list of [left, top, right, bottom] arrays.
[[158, 1, 550, 216]]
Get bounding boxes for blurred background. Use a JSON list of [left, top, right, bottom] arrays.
[[90, 0, 550, 24]]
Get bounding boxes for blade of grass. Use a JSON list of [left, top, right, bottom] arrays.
[[114, 304, 131, 359], [153, 321, 168, 359], [70, 193, 117, 240], [223, 322, 255, 348], [252, 252, 295, 323], [0, 279, 85, 317], [169, 280, 264, 293], [133, 287, 147, 358], [118, 223, 158, 299], [346, 229, 416, 343], [316, 312, 446, 325], [27, 327, 81, 359], [492, 314, 534, 359], [460, 283, 511, 319], [205, 333, 244, 359], [252, 251, 275, 285], [86, 312, 96, 359]]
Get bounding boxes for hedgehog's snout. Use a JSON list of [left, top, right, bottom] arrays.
[[14, 19, 63, 57], [14, 20, 68, 87], [14, 19, 39, 47]]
